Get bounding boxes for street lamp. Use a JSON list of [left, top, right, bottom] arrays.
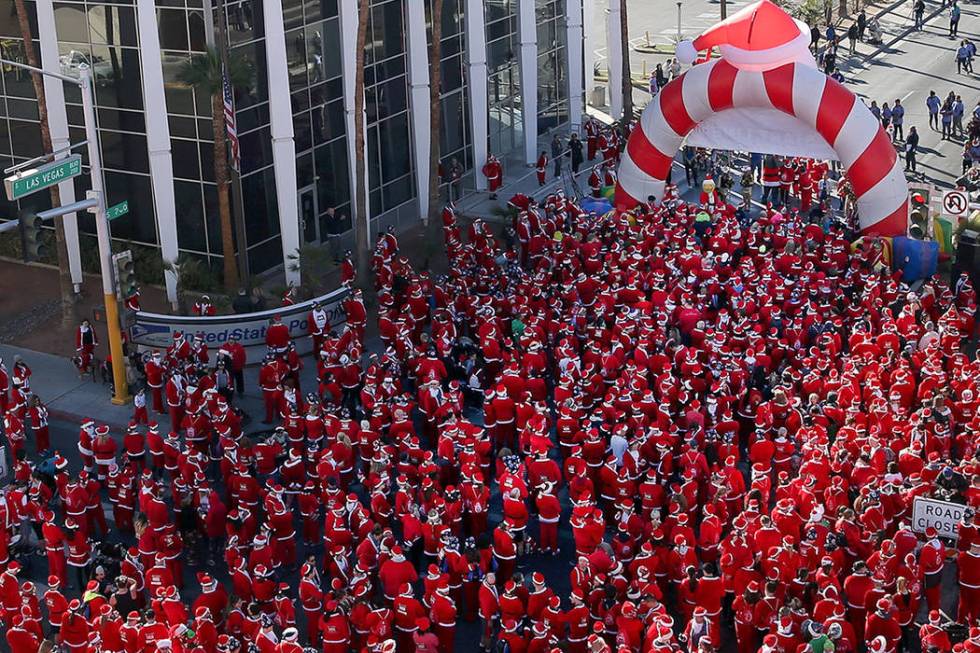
[[0, 58, 131, 405], [677, 2, 683, 42]]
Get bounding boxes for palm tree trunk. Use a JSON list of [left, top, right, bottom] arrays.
[[13, 0, 77, 325], [211, 90, 239, 291], [353, 0, 371, 285], [213, 0, 249, 283], [620, 0, 633, 124], [426, 0, 444, 225]]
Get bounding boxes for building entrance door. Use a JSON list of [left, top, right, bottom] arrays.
[[298, 186, 319, 244]]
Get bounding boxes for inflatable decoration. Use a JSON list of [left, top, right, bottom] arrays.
[[580, 196, 614, 215], [616, 0, 908, 236]]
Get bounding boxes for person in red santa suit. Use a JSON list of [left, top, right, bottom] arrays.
[[587, 166, 602, 198], [682, 606, 711, 651], [919, 610, 952, 653], [144, 351, 166, 415], [165, 371, 186, 432], [583, 115, 599, 160], [319, 600, 350, 653], [342, 289, 367, 346], [959, 540, 980, 623], [920, 527, 946, 612], [699, 176, 719, 212], [535, 151, 549, 186], [75, 319, 98, 375], [535, 481, 561, 554], [482, 155, 502, 199], [258, 356, 282, 425], [192, 295, 217, 316], [429, 580, 457, 653], [265, 315, 290, 356]]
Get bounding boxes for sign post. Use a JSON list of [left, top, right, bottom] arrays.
[[911, 496, 967, 539], [3, 154, 82, 201]]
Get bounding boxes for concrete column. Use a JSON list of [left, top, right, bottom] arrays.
[[405, 0, 431, 220], [263, 0, 301, 286], [583, 0, 595, 107], [35, 0, 82, 290], [518, 0, 538, 166], [135, 0, 180, 306], [465, 0, 488, 189], [566, 0, 585, 132], [339, 0, 371, 242], [606, 0, 623, 118]]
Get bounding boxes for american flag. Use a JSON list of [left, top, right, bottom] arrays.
[[223, 67, 240, 171]]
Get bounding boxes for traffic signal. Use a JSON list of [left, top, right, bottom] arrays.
[[909, 188, 931, 238], [113, 250, 137, 299], [19, 212, 47, 262]]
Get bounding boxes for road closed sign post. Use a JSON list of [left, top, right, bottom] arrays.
[[912, 496, 967, 539]]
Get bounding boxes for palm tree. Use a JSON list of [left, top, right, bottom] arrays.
[[177, 47, 251, 292], [620, 0, 633, 123], [427, 0, 444, 225], [13, 0, 77, 325], [353, 0, 372, 285]]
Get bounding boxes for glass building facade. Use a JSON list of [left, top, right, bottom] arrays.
[[0, 0, 585, 285]]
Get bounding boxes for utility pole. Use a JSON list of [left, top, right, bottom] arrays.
[[0, 57, 131, 404]]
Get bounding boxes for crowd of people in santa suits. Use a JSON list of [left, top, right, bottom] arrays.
[[2, 178, 980, 653]]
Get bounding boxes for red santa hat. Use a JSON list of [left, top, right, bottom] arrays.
[[675, 0, 815, 71]]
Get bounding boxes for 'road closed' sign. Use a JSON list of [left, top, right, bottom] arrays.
[[911, 496, 967, 539]]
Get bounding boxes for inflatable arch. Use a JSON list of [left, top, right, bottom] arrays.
[[615, 58, 909, 236]]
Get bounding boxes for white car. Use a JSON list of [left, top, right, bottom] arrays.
[[59, 50, 115, 83]]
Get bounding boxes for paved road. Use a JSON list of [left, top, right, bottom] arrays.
[[848, 2, 980, 189]]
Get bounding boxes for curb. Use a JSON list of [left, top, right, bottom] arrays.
[[47, 408, 131, 431]]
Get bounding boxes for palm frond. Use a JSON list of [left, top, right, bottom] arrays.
[[177, 46, 253, 95]]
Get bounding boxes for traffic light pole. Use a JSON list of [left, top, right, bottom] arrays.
[[0, 56, 130, 404], [78, 65, 130, 405]]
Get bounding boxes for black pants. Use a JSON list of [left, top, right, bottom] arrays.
[[951, 19, 959, 35], [233, 369, 245, 393], [929, 112, 938, 129], [893, 123, 903, 140], [73, 563, 90, 590], [905, 150, 916, 171], [553, 158, 562, 177]]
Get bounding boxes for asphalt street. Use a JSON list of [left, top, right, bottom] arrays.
[[848, 2, 980, 189]]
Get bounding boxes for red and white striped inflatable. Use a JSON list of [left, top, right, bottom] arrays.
[[616, 59, 908, 236]]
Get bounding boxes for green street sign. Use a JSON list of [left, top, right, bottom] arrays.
[[106, 200, 129, 221], [3, 154, 83, 201]]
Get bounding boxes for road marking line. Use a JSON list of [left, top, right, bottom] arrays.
[[901, 90, 915, 101]]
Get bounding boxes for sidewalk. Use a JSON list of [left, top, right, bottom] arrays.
[[0, 341, 326, 434]]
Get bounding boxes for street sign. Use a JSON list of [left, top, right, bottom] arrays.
[[106, 200, 129, 220], [911, 496, 967, 540], [942, 189, 969, 217], [3, 154, 82, 201]]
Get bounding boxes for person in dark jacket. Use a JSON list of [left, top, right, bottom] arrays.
[[905, 126, 919, 172]]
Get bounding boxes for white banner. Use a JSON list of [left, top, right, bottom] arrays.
[[685, 108, 839, 161], [129, 287, 349, 364], [911, 496, 967, 540]]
